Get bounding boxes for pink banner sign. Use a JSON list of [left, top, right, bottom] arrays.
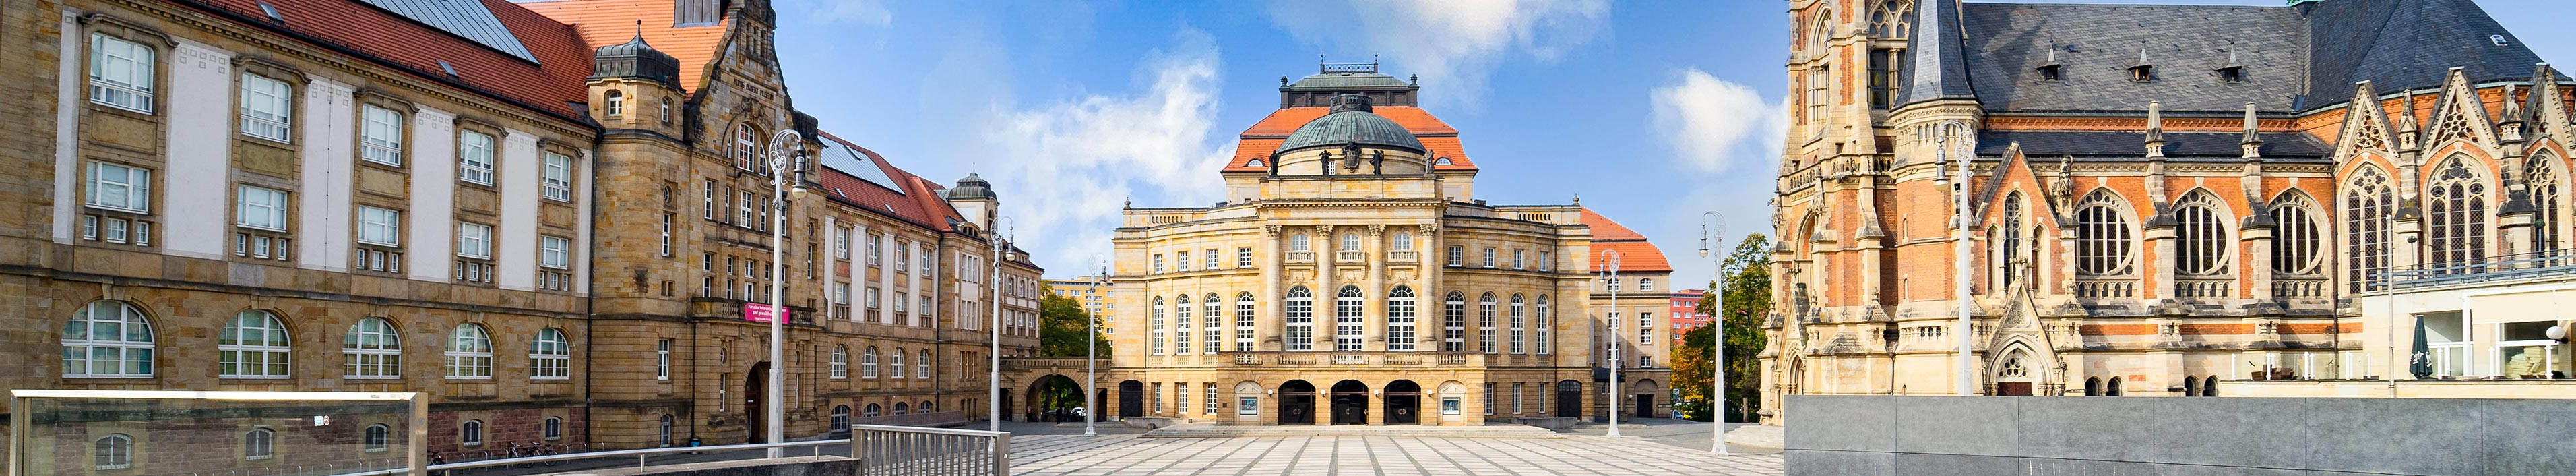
[[743, 303, 788, 323]]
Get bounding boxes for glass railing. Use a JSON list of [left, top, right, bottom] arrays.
[[9, 390, 424, 476]]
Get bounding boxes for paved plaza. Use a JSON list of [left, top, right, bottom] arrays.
[[1007, 433, 1784, 475]]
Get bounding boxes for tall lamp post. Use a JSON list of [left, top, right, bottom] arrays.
[[1602, 249, 1624, 438], [763, 129, 809, 458], [1699, 212, 1726, 455], [988, 217, 1013, 432], [1934, 119, 1975, 396], [1085, 259, 1104, 436]]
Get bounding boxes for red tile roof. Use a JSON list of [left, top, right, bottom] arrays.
[[815, 131, 964, 233], [520, 0, 731, 93], [1225, 106, 1477, 172], [1583, 208, 1670, 272], [180, 0, 598, 123]]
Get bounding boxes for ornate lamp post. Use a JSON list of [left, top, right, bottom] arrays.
[[764, 129, 809, 458], [988, 216, 1013, 432], [1932, 119, 1974, 396], [1602, 249, 1624, 438], [1699, 212, 1726, 455]]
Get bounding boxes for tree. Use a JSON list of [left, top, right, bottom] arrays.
[[1672, 233, 1770, 422], [1038, 285, 1112, 358]]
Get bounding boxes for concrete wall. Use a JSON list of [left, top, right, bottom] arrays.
[[1784, 395, 2576, 475]]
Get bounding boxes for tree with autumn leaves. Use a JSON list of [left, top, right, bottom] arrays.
[[1670, 233, 1769, 423]]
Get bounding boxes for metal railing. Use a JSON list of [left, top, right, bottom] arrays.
[[852, 425, 1008, 476], [325, 440, 847, 476], [2387, 249, 2576, 290]]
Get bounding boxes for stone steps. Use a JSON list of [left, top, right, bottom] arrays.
[[1721, 424, 1783, 450], [1139, 422, 1564, 438]]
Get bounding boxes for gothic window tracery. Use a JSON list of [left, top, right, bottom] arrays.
[[1866, 1, 1912, 109], [2075, 190, 2134, 276], [2428, 157, 2490, 266], [2531, 154, 2562, 254], [2001, 194, 2025, 286], [2345, 166, 2393, 292], [2175, 191, 2230, 275]]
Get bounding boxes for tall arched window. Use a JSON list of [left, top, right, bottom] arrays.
[[1150, 296, 1167, 355], [1443, 291, 1467, 352], [1284, 287, 1314, 351], [2175, 191, 2231, 275], [530, 328, 571, 380], [2531, 154, 2562, 254], [831, 405, 850, 429], [1534, 295, 1553, 354], [915, 349, 929, 379], [219, 310, 291, 378], [443, 324, 493, 379], [1477, 293, 1499, 354], [94, 434, 132, 469], [63, 301, 154, 378], [2001, 194, 2025, 287], [1866, 1, 1912, 109], [1868, 1, 1914, 37], [2346, 165, 2394, 292], [1235, 292, 1257, 353], [831, 345, 848, 379], [1334, 286, 1364, 351], [2271, 193, 2323, 275], [1174, 295, 1193, 355], [604, 90, 624, 117], [2075, 190, 2135, 276], [1387, 287, 1417, 351], [889, 348, 906, 378], [732, 125, 759, 169], [1507, 294, 1527, 354], [344, 317, 401, 379], [1203, 293, 1222, 355], [658, 415, 674, 447], [2428, 157, 2490, 267], [862, 347, 879, 378]]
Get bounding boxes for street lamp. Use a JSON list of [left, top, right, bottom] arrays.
[[1932, 119, 1974, 396], [1086, 258, 1104, 436], [1699, 212, 1726, 455], [988, 216, 1014, 432], [1602, 249, 1624, 438], [764, 129, 809, 458]]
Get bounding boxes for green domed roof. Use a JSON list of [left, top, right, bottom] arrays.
[[1275, 96, 1424, 154]]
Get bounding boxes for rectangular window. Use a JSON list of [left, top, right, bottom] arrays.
[[1512, 249, 1525, 270], [86, 162, 151, 212], [541, 152, 574, 202], [1513, 382, 1524, 414], [358, 206, 402, 246], [360, 105, 404, 165], [868, 235, 882, 265], [1179, 382, 1193, 415], [88, 34, 154, 113], [1237, 247, 1253, 268], [1204, 248, 1219, 270], [656, 339, 672, 380], [1538, 251, 1552, 271], [1153, 254, 1165, 273], [1805, 67, 1829, 125], [1176, 250, 1191, 271], [239, 74, 292, 142], [834, 227, 852, 258], [1205, 382, 1218, 415], [235, 185, 288, 231], [659, 214, 674, 256], [456, 222, 492, 258], [703, 180, 718, 220], [1447, 246, 1464, 267], [1482, 247, 1497, 268], [1484, 383, 1495, 415], [1639, 312, 1655, 345], [459, 131, 496, 185], [540, 235, 571, 269]]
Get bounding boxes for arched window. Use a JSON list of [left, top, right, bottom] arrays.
[[1867, 0, 1913, 37], [530, 328, 571, 380], [364, 424, 390, 452], [2271, 194, 2323, 275], [2346, 165, 2395, 292], [604, 90, 624, 117], [831, 345, 848, 379], [2531, 154, 2562, 254], [1235, 292, 1257, 353], [63, 301, 154, 378], [2175, 191, 2231, 275], [1443, 291, 1468, 352], [659, 98, 672, 125], [831, 405, 850, 429], [344, 317, 401, 379], [916, 349, 929, 379], [443, 324, 493, 379], [733, 125, 759, 169], [1151, 296, 1168, 354], [658, 415, 675, 447], [1284, 287, 1315, 351], [862, 347, 879, 378], [242, 428, 274, 460], [1290, 234, 1310, 252], [2427, 157, 2490, 266], [1174, 295, 1193, 355], [919, 401, 934, 413], [94, 434, 133, 469], [1477, 293, 1499, 354], [2083, 377, 2101, 396], [2203, 376, 2219, 396], [1998, 352, 2030, 379], [2105, 377, 2124, 396], [2075, 190, 2135, 276], [1534, 295, 1553, 354], [460, 420, 484, 446], [890, 348, 906, 378], [1392, 231, 1414, 251], [2184, 375, 2202, 396], [893, 402, 910, 415], [1507, 294, 1527, 354], [543, 416, 563, 440], [862, 403, 882, 417], [1334, 286, 1364, 351], [1387, 287, 1417, 351], [2001, 194, 2025, 287], [220, 310, 291, 378], [1340, 233, 1361, 251], [1204, 293, 1223, 355], [1866, 1, 1912, 109]]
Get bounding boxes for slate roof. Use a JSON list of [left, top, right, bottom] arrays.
[[1898, 0, 1975, 107], [1975, 130, 2331, 159], [1943, 0, 2550, 114]]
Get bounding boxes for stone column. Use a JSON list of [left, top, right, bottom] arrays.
[[1365, 224, 1388, 352], [1261, 225, 1284, 352], [1423, 223, 1443, 352], [1314, 225, 1337, 351]]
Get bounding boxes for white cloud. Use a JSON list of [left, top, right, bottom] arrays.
[[968, 31, 1234, 270], [1650, 69, 1784, 174], [1267, 0, 1608, 109], [811, 0, 893, 26]]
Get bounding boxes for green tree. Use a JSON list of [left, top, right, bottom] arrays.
[[1671, 233, 1770, 422], [1039, 286, 1112, 358]]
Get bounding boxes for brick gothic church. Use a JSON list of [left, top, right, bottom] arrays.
[[1766, 0, 2563, 415]]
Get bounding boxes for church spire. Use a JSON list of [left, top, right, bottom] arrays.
[[1897, 0, 1974, 107]]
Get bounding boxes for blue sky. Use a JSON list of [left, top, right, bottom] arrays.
[[757, 0, 2576, 286]]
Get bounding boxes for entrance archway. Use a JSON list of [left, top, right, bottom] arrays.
[[1384, 380, 1421, 425], [1026, 374, 1085, 423], [1119, 380, 1145, 418], [1279, 380, 1317, 425], [745, 362, 769, 443], [1555, 380, 1582, 417], [1992, 348, 2036, 396], [1632, 380, 1660, 418], [1329, 380, 1369, 425]]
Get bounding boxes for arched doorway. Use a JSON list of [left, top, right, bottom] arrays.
[[1632, 380, 1660, 418], [1026, 374, 1084, 423], [1119, 380, 1145, 418], [1096, 388, 1109, 419], [1279, 380, 1317, 425], [745, 362, 769, 443], [1992, 348, 2036, 396], [1384, 380, 1421, 425], [1329, 380, 1369, 425], [1555, 380, 1582, 417]]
